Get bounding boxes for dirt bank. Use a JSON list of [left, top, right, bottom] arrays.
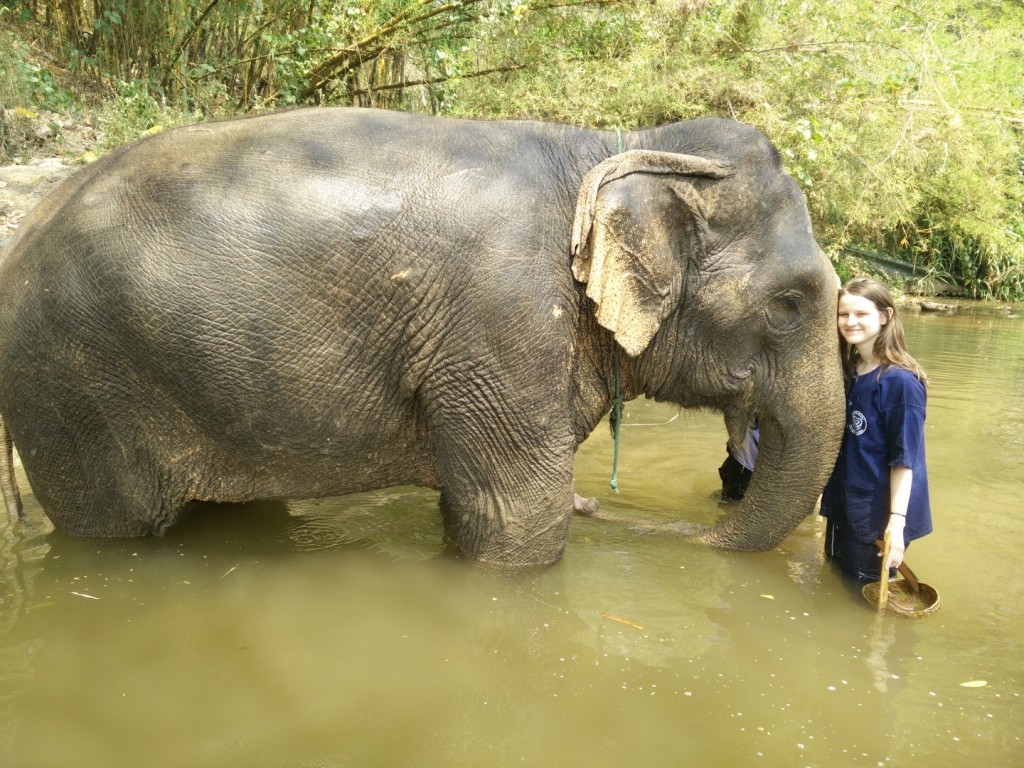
[[0, 159, 80, 245]]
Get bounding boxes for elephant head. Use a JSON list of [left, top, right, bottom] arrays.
[[570, 135, 844, 550]]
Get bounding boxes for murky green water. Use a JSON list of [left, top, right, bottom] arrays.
[[2, 305, 1021, 767]]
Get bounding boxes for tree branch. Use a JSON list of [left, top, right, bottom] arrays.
[[171, 0, 222, 64], [348, 62, 533, 97], [300, 0, 615, 100], [301, 0, 484, 98]]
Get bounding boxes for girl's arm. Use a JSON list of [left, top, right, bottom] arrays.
[[885, 466, 913, 570]]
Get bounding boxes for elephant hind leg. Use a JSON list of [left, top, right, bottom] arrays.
[[30, 446, 187, 538], [14, 400, 188, 537]]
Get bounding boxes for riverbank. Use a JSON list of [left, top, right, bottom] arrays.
[[900, 297, 1020, 317], [0, 157, 78, 243]]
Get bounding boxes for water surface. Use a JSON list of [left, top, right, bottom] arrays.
[[1, 305, 1021, 767]]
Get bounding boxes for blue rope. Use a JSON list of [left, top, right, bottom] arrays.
[[609, 128, 625, 493]]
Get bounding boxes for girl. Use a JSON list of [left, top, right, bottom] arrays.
[[821, 277, 932, 582]]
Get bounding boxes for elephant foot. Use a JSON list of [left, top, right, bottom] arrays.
[[573, 493, 600, 517]]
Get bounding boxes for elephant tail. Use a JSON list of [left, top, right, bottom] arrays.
[[0, 415, 24, 522]]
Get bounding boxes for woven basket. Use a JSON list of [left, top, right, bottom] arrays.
[[862, 578, 941, 617], [862, 537, 940, 617]]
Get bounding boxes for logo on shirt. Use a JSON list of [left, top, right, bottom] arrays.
[[849, 410, 867, 435]]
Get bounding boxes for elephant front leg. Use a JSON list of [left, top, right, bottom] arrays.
[[436, 445, 576, 568]]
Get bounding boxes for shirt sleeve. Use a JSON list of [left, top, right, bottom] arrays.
[[881, 370, 927, 469]]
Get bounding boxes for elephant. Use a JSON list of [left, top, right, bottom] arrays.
[[0, 107, 845, 567]]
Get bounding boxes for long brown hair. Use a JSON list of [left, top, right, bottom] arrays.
[[839, 276, 927, 386]]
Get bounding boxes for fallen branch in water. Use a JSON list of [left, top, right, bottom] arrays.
[[600, 611, 644, 630]]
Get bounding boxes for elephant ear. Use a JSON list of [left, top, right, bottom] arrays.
[[571, 150, 732, 356]]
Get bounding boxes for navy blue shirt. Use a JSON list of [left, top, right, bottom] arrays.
[[821, 365, 932, 544]]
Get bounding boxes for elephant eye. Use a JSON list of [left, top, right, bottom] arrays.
[[768, 293, 803, 330]]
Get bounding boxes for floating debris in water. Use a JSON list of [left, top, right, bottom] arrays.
[[599, 611, 644, 630]]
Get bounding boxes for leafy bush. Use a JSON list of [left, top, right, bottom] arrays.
[[6, 0, 1022, 298], [13, 60, 75, 111], [445, 0, 1024, 299], [96, 80, 195, 149]]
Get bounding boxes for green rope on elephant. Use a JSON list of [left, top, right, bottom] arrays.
[[609, 127, 625, 493], [609, 348, 623, 493]]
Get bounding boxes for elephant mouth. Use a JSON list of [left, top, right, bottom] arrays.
[[698, 383, 843, 552], [723, 405, 758, 468]]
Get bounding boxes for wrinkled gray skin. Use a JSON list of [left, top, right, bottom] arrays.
[[0, 108, 844, 567]]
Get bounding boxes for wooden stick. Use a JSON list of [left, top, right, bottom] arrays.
[[878, 530, 891, 610]]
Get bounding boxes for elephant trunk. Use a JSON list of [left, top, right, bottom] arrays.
[[698, 367, 845, 551]]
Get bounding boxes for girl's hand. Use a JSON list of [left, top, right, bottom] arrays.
[[883, 523, 906, 571]]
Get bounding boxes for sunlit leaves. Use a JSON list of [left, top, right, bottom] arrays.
[[444, 0, 1024, 299], [12, 0, 1024, 297]]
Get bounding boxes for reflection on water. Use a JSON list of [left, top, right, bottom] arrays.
[[1, 305, 1021, 767]]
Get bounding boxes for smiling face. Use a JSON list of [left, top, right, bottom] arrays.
[[837, 291, 890, 354]]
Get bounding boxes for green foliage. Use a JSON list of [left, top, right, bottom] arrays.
[[0, 22, 72, 160], [445, 0, 1024, 300], [95, 80, 195, 149], [5, 0, 1023, 298], [0, 25, 29, 105], [13, 60, 75, 111], [0, 24, 72, 111]]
